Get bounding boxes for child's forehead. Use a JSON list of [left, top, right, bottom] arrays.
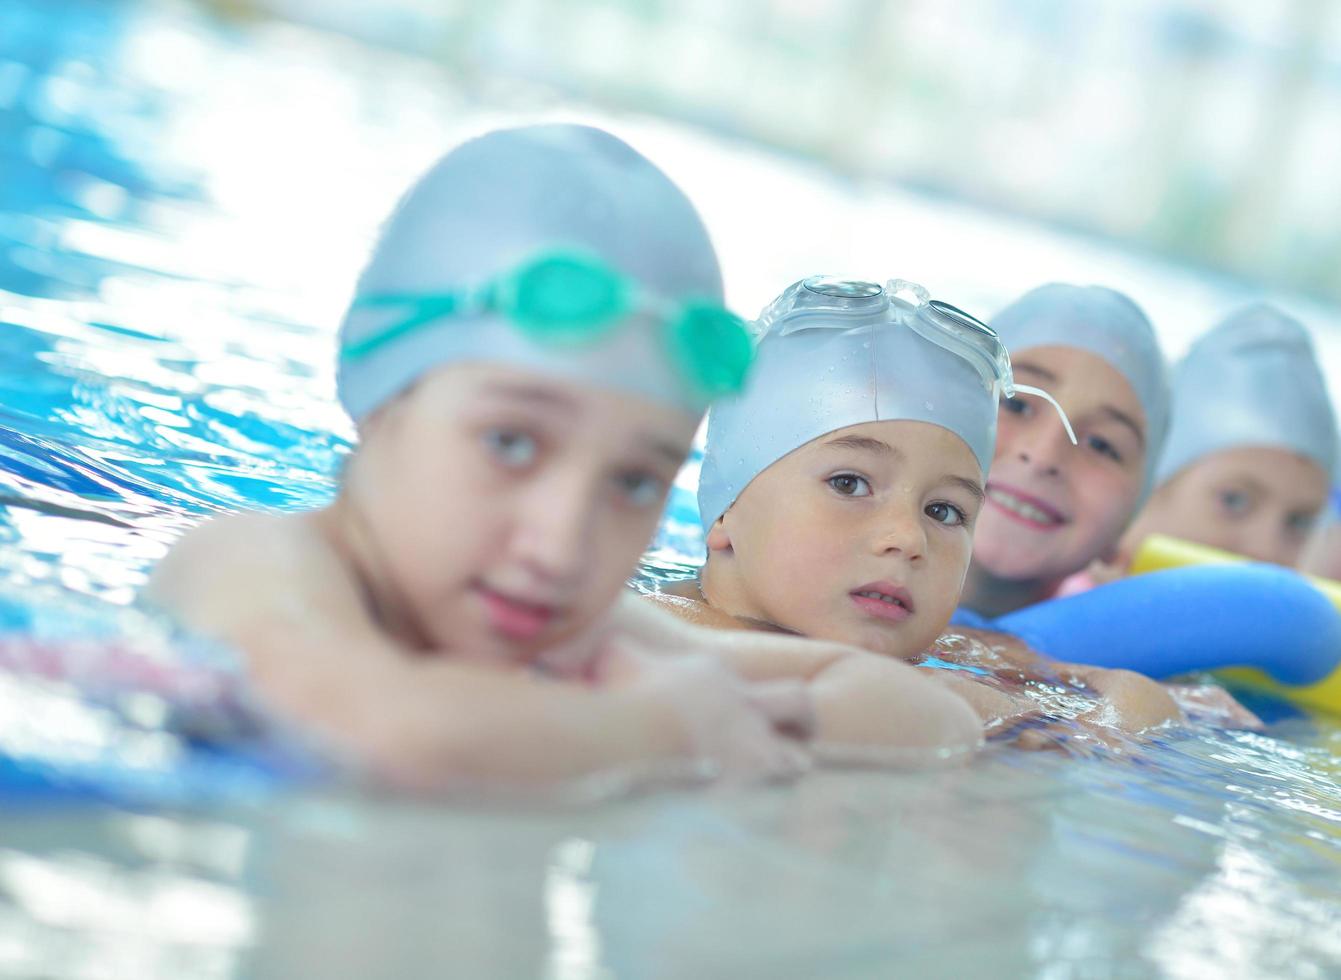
[[1015, 346, 1144, 414], [777, 419, 982, 474], [1191, 445, 1329, 484], [424, 361, 699, 442], [1015, 343, 1119, 377]]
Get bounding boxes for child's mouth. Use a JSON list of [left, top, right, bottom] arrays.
[[850, 582, 915, 622], [476, 585, 557, 642], [986, 483, 1068, 530]]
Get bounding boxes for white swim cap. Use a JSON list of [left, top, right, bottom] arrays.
[[337, 124, 748, 422], [1155, 303, 1338, 484], [990, 283, 1171, 502], [696, 278, 1067, 530]]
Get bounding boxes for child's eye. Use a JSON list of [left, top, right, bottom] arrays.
[[926, 501, 967, 527], [483, 428, 538, 468], [1000, 396, 1031, 417], [614, 470, 666, 508], [1287, 511, 1319, 535], [1085, 433, 1123, 463], [828, 473, 872, 497], [1217, 489, 1252, 515]]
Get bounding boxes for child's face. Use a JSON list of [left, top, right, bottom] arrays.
[[1122, 446, 1329, 567], [708, 420, 984, 659], [972, 345, 1147, 583], [345, 363, 696, 663]]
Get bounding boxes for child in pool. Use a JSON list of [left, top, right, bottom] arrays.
[[959, 284, 1171, 616], [1104, 304, 1337, 574], [944, 289, 1261, 727], [146, 126, 981, 790], [650, 277, 1183, 739]]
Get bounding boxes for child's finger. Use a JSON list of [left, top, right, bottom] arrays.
[[719, 727, 812, 782], [742, 679, 815, 738]]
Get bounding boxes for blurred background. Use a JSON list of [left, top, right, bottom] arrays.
[[233, 0, 1341, 305], [5, 0, 1341, 331], [5, 0, 1339, 339]]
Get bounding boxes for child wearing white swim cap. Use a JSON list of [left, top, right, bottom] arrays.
[[148, 125, 983, 788], [1117, 303, 1337, 570], [962, 283, 1171, 615], [652, 277, 1184, 740], [681, 278, 1004, 661]]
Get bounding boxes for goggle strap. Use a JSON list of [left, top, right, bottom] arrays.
[[1012, 383, 1078, 445], [343, 293, 463, 362]]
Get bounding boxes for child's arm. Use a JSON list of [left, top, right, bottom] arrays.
[[918, 670, 1045, 734], [943, 626, 1183, 733], [1064, 665, 1182, 732], [642, 589, 765, 631], [147, 516, 806, 789], [634, 591, 983, 757]]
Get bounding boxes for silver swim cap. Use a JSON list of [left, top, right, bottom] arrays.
[[991, 283, 1171, 501], [1156, 303, 1338, 484], [697, 277, 1071, 530], [337, 124, 740, 422]]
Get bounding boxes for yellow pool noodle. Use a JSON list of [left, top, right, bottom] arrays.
[[1129, 533, 1341, 714]]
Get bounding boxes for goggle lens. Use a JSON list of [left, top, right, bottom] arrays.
[[670, 305, 753, 397], [506, 253, 630, 340]]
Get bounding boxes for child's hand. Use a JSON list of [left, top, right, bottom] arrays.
[[802, 655, 984, 763], [600, 645, 813, 781]]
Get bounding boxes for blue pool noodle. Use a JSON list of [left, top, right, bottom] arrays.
[[952, 564, 1341, 685]]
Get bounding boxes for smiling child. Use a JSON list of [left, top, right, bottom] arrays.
[[961, 283, 1171, 615]]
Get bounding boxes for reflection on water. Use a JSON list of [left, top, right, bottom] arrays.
[[0, 1, 1339, 977], [0, 811, 255, 980], [4, 738, 1334, 979]]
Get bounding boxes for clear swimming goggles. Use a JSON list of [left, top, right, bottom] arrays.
[[776, 276, 1076, 443], [341, 250, 755, 399]]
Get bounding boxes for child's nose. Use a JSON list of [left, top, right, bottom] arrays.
[[1013, 422, 1069, 476], [512, 475, 592, 585], [871, 506, 927, 561]]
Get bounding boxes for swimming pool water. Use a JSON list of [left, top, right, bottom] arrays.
[[2, 2, 1340, 977]]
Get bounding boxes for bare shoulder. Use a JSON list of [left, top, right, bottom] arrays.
[[938, 626, 1045, 670], [146, 510, 362, 638], [643, 584, 759, 632], [152, 511, 335, 582]]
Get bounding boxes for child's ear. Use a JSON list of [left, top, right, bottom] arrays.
[[704, 514, 733, 553]]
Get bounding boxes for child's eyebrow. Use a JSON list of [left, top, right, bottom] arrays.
[[1013, 362, 1058, 383], [823, 435, 902, 458], [640, 436, 689, 468], [1096, 406, 1146, 447], [824, 435, 983, 500], [1224, 474, 1268, 495], [477, 381, 580, 413], [942, 475, 986, 502]]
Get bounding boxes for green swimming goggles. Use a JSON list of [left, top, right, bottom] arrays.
[[341, 250, 755, 399]]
